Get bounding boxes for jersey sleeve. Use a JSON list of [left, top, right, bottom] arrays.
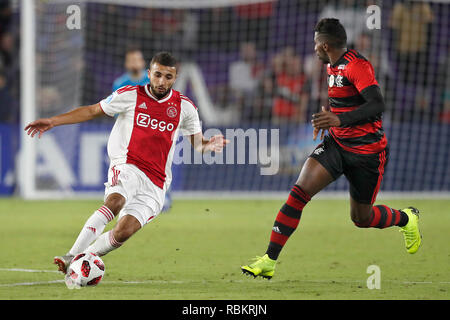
[[346, 60, 379, 93], [99, 87, 135, 117], [179, 99, 202, 136]]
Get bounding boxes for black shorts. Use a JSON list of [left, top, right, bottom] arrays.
[[309, 135, 389, 204]]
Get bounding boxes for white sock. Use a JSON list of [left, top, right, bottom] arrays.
[[68, 206, 115, 256], [84, 230, 123, 257]]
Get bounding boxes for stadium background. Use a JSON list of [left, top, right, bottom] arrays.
[[0, 0, 449, 197]]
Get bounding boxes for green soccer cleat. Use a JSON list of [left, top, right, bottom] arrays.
[[241, 254, 277, 279], [399, 207, 422, 254]]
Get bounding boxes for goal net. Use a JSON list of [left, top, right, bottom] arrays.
[[14, 0, 450, 199]]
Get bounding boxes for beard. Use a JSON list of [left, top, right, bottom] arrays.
[[150, 84, 171, 99]]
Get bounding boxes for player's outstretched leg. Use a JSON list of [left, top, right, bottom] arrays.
[[241, 158, 334, 279], [53, 193, 125, 274], [84, 215, 141, 257], [241, 185, 311, 280]]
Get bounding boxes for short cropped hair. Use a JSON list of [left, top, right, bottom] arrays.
[[314, 18, 347, 48], [149, 51, 177, 69]]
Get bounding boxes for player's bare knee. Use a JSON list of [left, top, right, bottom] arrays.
[[352, 217, 370, 228], [104, 193, 126, 216], [351, 208, 372, 227]]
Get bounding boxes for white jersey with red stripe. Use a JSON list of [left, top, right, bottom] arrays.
[[99, 84, 201, 191]]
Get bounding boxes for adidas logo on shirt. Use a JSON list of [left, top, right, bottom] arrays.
[[138, 102, 148, 109]]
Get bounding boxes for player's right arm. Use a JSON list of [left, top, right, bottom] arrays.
[[24, 103, 105, 138], [26, 86, 135, 138]]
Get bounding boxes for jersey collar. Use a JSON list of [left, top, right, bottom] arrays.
[[331, 49, 350, 68]]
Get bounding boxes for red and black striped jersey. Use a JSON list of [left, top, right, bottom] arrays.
[[327, 49, 387, 154]]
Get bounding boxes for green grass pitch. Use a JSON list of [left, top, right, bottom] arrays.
[[0, 198, 449, 300]]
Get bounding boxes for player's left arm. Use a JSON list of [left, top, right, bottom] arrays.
[[336, 59, 385, 126], [335, 85, 385, 126], [311, 60, 385, 130], [180, 99, 229, 153], [189, 132, 229, 154]]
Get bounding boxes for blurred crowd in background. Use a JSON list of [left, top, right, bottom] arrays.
[[0, 0, 449, 125]]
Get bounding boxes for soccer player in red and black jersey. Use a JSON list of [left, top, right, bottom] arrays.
[[241, 18, 422, 279]]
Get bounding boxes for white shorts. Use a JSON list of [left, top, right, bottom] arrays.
[[104, 163, 165, 227]]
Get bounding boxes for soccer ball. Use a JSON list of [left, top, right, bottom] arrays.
[[64, 252, 105, 289]]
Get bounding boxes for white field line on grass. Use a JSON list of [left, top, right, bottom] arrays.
[[0, 268, 449, 287], [0, 268, 59, 273], [0, 280, 65, 287]]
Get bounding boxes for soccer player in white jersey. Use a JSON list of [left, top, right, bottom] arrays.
[[25, 52, 229, 274]]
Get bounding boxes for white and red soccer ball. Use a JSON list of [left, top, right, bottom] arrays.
[[65, 252, 105, 289]]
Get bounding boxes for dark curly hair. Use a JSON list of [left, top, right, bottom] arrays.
[[149, 51, 177, 69], [314, 18, 347, 48]]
